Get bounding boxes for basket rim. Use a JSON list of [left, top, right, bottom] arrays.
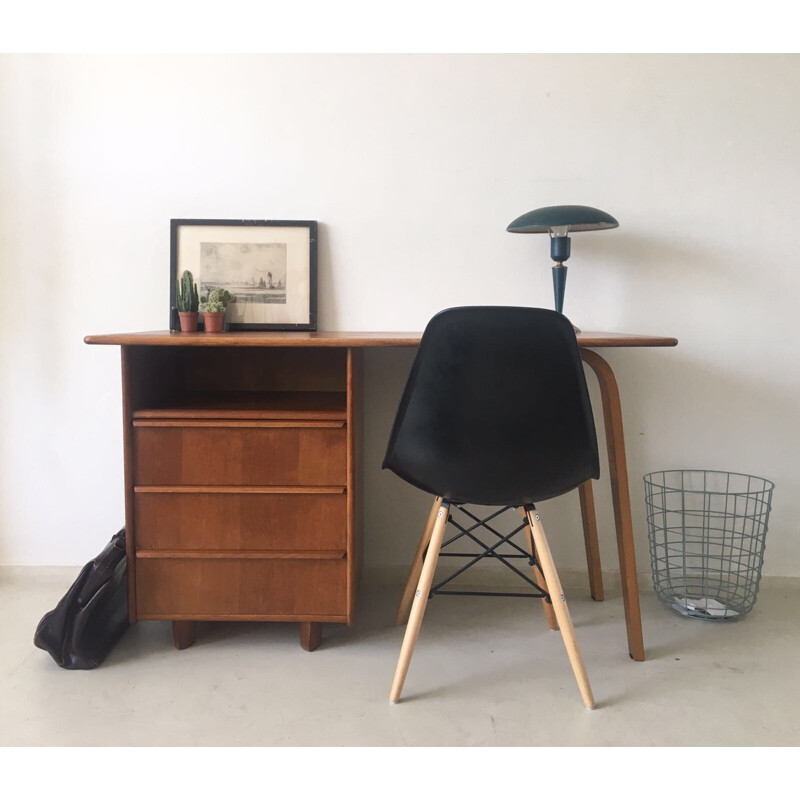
[[643, 469, 775, 497]]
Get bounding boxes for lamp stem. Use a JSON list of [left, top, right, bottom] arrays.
[[552, 263, 568, 314]]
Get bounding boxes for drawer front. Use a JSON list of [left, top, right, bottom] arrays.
[[134, 490, 346, 551], [134, 424, 346, 486], [135, 557, 347, 618]]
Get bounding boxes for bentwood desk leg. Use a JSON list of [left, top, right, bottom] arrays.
[[579, 348, 645, 662], [578, 480, 604, 602]]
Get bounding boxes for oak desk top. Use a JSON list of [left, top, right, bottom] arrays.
[[85, 330, 678, 348]]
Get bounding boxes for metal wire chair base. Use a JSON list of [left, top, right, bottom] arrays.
[[428, 504, 551, 602]]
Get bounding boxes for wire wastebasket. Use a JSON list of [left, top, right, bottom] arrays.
[[644, 470, 774, 620]]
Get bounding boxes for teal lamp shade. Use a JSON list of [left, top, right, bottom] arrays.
[[507, 205, 618, 314]]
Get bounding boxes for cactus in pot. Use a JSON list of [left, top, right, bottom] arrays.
[[175, 270, 200, 331], [200, 288, 234, 310], [199, 288, 235, 333]]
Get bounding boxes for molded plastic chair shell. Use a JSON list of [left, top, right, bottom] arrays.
[[382, 306, 600, 506]]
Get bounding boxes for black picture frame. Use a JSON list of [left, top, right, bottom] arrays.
[[169, 219, 318, 331]]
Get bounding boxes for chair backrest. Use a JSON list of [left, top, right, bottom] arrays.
[[383, 306, 600, 506]]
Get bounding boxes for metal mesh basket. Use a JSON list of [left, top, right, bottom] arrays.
[[644, 470, 774, 621]]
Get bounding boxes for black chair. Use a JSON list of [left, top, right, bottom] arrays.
[[383, 306, 600, 708]]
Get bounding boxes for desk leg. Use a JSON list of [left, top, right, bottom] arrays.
[[580, 349, 645, 662], [173, 621, 197, 650], [300, 622, 322, 652], [578, 480, 604, 601]]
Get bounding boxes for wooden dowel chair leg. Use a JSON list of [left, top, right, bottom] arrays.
[[389, 500, 450, 704], [526, 507, 596, 710], [578, 480, 605, 601], [519, 507, 558, 631], [394, 497, 443, 626]]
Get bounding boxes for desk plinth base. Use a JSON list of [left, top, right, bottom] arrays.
[[170, 620, 325, 652]]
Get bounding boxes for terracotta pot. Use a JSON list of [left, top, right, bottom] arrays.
[[178, 311, 199, 332], [203, 312, 225, 333]]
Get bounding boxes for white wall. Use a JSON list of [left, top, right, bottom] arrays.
[[1, 54, 798, 577]]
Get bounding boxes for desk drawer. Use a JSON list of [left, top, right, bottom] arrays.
[[134, 489, 346, 551], [133, 422, 346, 486], [135, 556, 347, 619]]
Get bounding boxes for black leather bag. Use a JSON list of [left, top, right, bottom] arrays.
[[34, 529, 130, 669]]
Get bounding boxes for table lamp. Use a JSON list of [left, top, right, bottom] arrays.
[[506, 205, 619, 316]]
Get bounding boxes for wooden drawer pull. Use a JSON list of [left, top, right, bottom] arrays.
[[136, 550, 347, 560], [133, 419, 345, 428], [133, 485, 346, 494]]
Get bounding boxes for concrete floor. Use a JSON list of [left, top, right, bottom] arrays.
[[2, 568, 799, 746]]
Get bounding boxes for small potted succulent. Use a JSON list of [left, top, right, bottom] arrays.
[[176, 270, 200, 332], [199, 288, 235, 333]]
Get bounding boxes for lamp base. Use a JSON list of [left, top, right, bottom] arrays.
[[552, 264, 567, 314], [552, 265, 580, 332]]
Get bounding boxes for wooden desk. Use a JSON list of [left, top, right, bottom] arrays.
[[86, 329, 677, 659]]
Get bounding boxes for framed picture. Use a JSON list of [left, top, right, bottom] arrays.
[[169, 219, 317, 331]]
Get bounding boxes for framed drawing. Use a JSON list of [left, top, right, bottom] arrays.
[[169, 219, 317, 331]]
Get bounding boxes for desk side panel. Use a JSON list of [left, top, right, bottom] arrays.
[[121, 345, 194, 623], [346, 348, 363, 625], [121, 347, 137, 623]]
